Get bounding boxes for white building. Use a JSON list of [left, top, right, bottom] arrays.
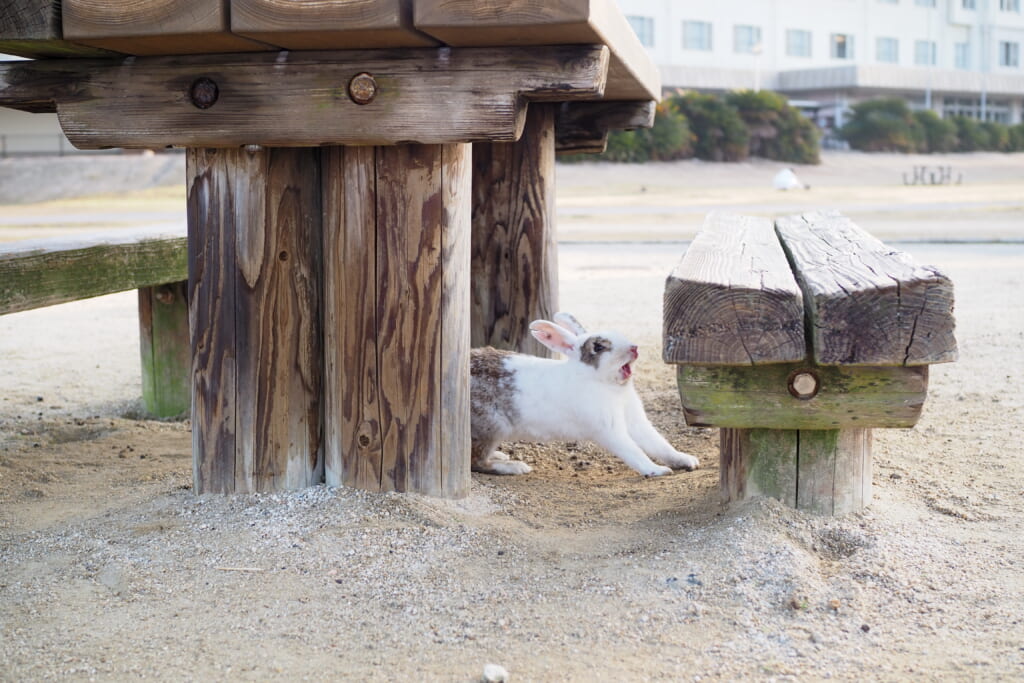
[[618, 0, 1024, 129]]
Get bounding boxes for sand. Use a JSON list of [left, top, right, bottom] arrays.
[[1, 152, 1022, 681]]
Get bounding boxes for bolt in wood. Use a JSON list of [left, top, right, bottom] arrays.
[[189, 77, 218, 109], [788, 369, 819, 400], [348, 73, 377, 105]]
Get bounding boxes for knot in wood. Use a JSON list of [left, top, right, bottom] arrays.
[[189, 77, 219, 110], [787, 368, 820, 400], [348, 73, 377, 105]]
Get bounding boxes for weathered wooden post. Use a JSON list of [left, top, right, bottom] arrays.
[[664, 211, 957, 514], [138, 281, 190, 418]]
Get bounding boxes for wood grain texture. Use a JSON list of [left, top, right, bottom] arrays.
[[323, 146, 383, 491], [232, 0, 436, 49], [663, 211, 806, 365], [720, 427, 872, 515], [676, 363, 928, 429], [323, 143, 470, 497], [471, 103, 558, 358], [555, 100, 655, 154], [0, 46, 608, 148], [188, 146, 323, 494], [138, 281, 191, 418], [413, 0, 660, 100], [0, 0, 113, 58], [775, 211, 958, 366], [62, 0, 267, 54], [0, 225, 187, 314]]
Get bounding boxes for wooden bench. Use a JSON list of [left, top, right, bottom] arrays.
[[1, 0, 659, 497], [663, 210, 957, 515], [0, 225, 190, 418]]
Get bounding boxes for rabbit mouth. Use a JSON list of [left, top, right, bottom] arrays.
[[619, 361, 633, 382]]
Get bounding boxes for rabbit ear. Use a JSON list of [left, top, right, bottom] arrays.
[[553, 312, 587, 336], [529, 320, 577, 355]]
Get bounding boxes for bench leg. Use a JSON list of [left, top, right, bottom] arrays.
[[138, 281, 190, 418], [322, 144, 471, 498], [720, 427, 872, 515], [187, 147, 324, 494], [471, 103, 558, 357]]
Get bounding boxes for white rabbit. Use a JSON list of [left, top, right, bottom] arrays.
[[470, 312, 699, 477]]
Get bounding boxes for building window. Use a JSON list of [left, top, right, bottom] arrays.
[[876, 37, 899, 63], [915, 40, 937, 65], [999, 41, 1020, 66], [683, 21, 712, 51], [734, 25, 762, 54], [831, 33, 855, 59], [627, 16, 655, 47], [786, 29, 812, 57], [943, 97, 1010, 122], [1000, 0, 1020, 11], [962, 0, 976, 8], [955, 42, 970, 68]]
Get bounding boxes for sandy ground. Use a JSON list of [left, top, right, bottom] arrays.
[[1, 152, 1023, 681]]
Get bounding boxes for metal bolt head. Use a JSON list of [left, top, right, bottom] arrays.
[[189, 77, 219, 109], [787, 369, 820, 400], [348, 72, 377, 105]]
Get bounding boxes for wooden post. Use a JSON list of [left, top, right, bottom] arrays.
[[138, 281, 190, 418], [323, 144, 471, 498], [471, 103, 558, 357], [187, 146, 323, 494], [720, 428, 872, 515]]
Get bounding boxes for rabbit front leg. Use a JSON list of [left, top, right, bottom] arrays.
[[593, 426, 673, 477], [624, 392, 700, 471]]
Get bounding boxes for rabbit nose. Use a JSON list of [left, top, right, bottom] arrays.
[[630, 345, 639, 359]]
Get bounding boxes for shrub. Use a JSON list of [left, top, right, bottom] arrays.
[[1009, 124, 1024, 152], [579, 101, 694, 163], [981, 121, 1011, 152], [840, 98, 923, 152], [670, 92, 750, 161], [953, 116, 991, 151], [726, 90, 820, 164], [913, 110, 958, 153]]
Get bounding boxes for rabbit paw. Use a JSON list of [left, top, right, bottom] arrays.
[[660, 451, 700, 471], [478, 451, 533, 476], [643, 464, 674, 478]]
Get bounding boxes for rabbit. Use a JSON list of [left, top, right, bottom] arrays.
[[470, 312, 700, 477]]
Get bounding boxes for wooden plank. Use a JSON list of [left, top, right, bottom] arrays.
[[555, 100, 655, 154], [720, 427, 872, 514], [413, 0, 660, 100], [0, 225, 187, 315], [0, 46, 608, 148], [775, 210, 958, 366], [187, 146, 323, 494], [138, 281, 190, 419], [232, 0, 436, 49], [676, 363, 928, 430], [375, 144, 470, 496], [663, 212, 806, 365], [0, 0, 114, 59], [471, 103, 558, 358], [322, 146, 384, 491], [62, 0, 267, 55]]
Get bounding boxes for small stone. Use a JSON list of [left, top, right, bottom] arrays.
[[861, 624, 871, 633], [483, 663, 508, 682]]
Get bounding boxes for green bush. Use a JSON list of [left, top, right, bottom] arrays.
[[953, 116, 991, 151], [913, 110, 957, 153], [981, 121, 1011, 152], [726, 90, 820, 164], [670, 92, 750, 161], [581, 101, 693, 163], [840, 98, 923, 152], [1009, 124, 1024, 152]]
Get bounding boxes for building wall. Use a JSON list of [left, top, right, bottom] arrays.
[[619, 0, 1024, 123]]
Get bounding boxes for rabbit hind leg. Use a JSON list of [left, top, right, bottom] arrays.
[[472, 443, 532, 475]]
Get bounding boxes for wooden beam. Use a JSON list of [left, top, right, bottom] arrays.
[[663, 211, 806, 365], [232, 0, 436, 49], [555, 100, 655, 154], [62, 0, 267, 55], [775, 210, 958, 366], [0, 0, 114, 58], [0, 46, 609, 148], [138, 281, 190, 418], [322, 144, 471, 497], [413, 0, 660, 100], [0, 225, 187, 315], [471, 103, 558, 357], [676, 362, 928, 430], [188, 146, 323, 494]]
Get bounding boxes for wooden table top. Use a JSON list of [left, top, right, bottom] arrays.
[[0, 0, 659, 101]]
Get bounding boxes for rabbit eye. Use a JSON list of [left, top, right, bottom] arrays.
[[592, 341, 605, 353]]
